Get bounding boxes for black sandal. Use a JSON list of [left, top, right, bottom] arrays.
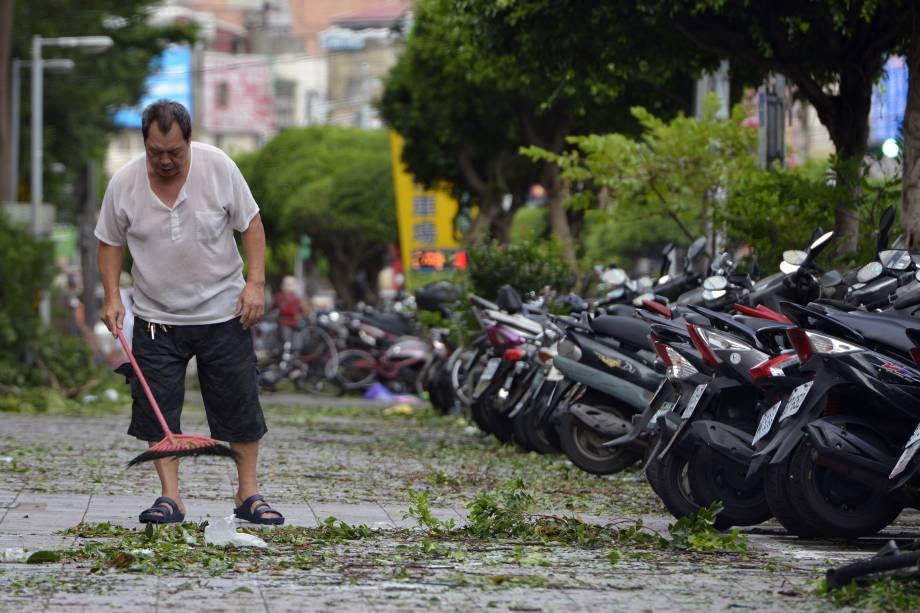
[[139, 496, 185, 524], [233, 494, 284, 525]]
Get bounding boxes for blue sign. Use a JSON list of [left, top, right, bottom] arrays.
[[869, 56, 908, 145], [113, 45, 193, 128]]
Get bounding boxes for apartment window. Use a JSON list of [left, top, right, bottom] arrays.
[[274, 79, 296, 128], [217, 82, 229, 108]]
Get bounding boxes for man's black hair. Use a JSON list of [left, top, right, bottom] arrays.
[[141, 99, 192, 141]]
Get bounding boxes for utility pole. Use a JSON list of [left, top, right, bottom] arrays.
[[758, 74, 786, 168]]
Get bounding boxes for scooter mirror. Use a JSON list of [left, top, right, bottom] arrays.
[[819, 270, 843, 287], [809, 231, 834, 252], [856, 261, 884, 283], [632, 292, 655, 306], [779, 261, 800, 274], [601, 268, 628, 286], [879, 249, 912, 271], [702, 275, 728, 290], [783, 250, 807, 265], [687, 237, 707, 261]]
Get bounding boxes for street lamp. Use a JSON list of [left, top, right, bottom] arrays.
[[7, 58, 74, 203], [30, 34, 113, 238]]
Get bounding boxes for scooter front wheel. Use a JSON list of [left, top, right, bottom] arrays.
[[557, 411, 640, 475]]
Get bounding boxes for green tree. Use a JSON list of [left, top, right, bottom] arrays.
[[379, 0, 538, 242], [10, 0, 196, 206], [524, 95, 758, 261], [0, 212, 54, 385], [650, 0, 913, 253], [237, 126, 396, 307], [380, 0, 710, 260]]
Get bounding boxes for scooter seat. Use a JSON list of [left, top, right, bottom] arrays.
[[360, 313, 410, 336], [824, 310, 920, 357], [590, 316, 654, 352], [469, 294, 500, 311], [605, 304, 638, 317]]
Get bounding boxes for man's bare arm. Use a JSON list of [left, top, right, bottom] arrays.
[[236, 213, 266, 328], [98, 241, 125, 334]]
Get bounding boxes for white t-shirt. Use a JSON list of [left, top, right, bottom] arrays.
[[94, 142, 260, 325]]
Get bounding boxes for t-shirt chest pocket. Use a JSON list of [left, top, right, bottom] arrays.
[[195, 211, 227, 241]]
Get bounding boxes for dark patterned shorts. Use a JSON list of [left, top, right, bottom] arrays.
[[117, 316, 267, 442]]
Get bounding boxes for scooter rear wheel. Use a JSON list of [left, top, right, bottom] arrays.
[[785, 434, 902, 539], [687, 445, 772, 528], [557, 411, 639, 474], [762, 453, 826, 538]]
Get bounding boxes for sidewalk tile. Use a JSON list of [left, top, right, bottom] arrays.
[[310, 502, 395, 529]]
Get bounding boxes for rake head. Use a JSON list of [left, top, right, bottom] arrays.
[[127, 434, 239, 467]]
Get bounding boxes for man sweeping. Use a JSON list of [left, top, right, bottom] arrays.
[[96, 99, 284, 526]]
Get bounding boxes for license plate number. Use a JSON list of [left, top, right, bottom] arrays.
[[474, 358, 501, 398], [779, 382, 813, 422], [752, 401, 782, 445], [681, 384, 708, 419], [652, 400, 677, 424]]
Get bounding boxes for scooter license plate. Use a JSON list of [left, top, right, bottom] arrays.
[[473, 358, 501, 398], [890, 424, 920, 479], [752, 401, 782, 446], [778, 381, 814, 422], [681, 384, 708, 419], [652, 399, 678, 424]]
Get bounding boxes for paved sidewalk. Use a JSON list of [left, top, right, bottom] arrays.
[[0, 397, 915, 611]]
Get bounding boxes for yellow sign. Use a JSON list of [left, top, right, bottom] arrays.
[[388, 131, 463, 274]]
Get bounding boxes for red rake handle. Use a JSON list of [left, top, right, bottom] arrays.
[[116, 328, 174, 438]]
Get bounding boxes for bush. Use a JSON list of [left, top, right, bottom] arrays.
[[467, 237, 576, 301], [723, 169, 837, 273], [0, 213, 54, 381]]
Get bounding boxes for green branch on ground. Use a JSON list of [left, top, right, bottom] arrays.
[[816, 576, 920, 613]]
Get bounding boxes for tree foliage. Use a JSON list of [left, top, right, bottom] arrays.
[[524, 94, 758, 261], [467, 238, 576, 301], [236, 126, 396, 306], [380, 0, 709, 249], [0, 212, 53, 384], [9, 0, 197, 210], [650, 0, 913, 252]]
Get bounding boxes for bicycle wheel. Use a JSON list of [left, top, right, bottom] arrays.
[[336, 348, 377, 390], [293, 327, 343, 396]]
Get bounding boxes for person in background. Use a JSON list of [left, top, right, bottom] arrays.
[[270, 275, 305, 352]]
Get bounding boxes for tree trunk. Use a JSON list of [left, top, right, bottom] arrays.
[[0, 0, 13, 202], [542, 162, 576, 266], [821, 73, 873, 255], [904, 9, 920, 251], [78, 162, 99, 328], [324, 240, 357, 308]]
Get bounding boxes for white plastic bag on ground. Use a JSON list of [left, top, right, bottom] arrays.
[[204, 515, 268, 548], [0, 548, 28, 562]]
